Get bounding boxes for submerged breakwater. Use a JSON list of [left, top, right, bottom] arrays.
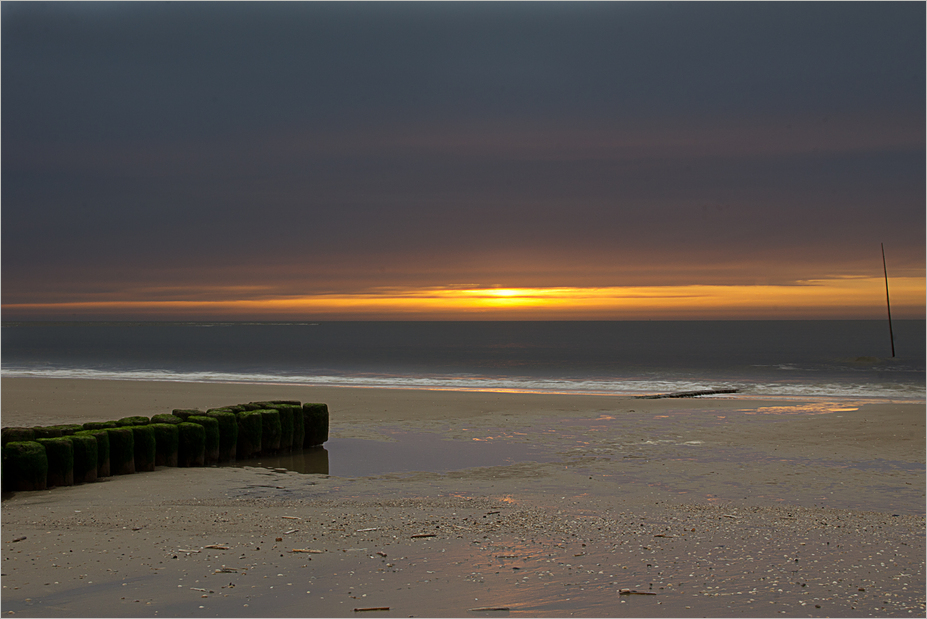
[[1, 400, 329, 493]]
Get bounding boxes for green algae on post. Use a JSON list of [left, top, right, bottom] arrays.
[[105, 427, 136, 475], [279, 402, 305, 449], [36, 437, 74, 487], [32, 426, 64, 439], [130, 425, 157, 472], [172, 409, 205, 422], [251, 402, 298, 451], [303, 403, 330, 447], [177, 422, 206, 467], [258, 409, 282, 454], [150, 423, 179, 467], [236, 411, 263, 459], [69, 433, 99, 484], [2, 427, 35, 445], [276, 405, 295, 452], [1, 441, 48, 492], [82, 421, 118, 430], [116, 416, 150, 427], [248, 401, 276, 410], [188, 416, 220, 464], [49, 424, 84, 435], [74, 429, 111, 477], [272, 400, 301, 406], [150, 414, 184, 425], [206, 409, 238, 462]]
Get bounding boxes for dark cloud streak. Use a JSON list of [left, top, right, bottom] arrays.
[[4, 2, 921, 142]]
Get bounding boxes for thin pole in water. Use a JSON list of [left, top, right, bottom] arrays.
[[881, 243, 895, 358]]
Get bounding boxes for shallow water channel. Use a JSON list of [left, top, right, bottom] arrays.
[[225, 430, 560, 477]]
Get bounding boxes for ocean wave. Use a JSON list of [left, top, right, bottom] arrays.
[[2, 366, 922, 401]]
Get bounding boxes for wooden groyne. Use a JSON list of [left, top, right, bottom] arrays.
[[635, 388, 739, 399], [1, 400, 329, 493]]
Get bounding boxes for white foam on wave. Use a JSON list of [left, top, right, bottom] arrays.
[[2, 366, 922, 400]]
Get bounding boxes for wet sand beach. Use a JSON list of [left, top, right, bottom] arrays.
[[1, 378, 924, 617]]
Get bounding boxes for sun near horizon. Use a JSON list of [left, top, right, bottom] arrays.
[[3, 276, 924, 321]]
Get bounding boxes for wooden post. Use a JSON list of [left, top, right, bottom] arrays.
[[881, 243, 895, 358]]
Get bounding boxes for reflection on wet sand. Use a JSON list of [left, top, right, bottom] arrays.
[[228, 432, 558, 478], [230, 445, 331, 475]]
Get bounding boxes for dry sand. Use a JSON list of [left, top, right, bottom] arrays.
[[1, 378, 924, 617]]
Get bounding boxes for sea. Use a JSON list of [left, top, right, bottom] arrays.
[[1, 320, 923, 401]]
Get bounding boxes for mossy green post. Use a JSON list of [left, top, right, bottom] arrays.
[[2, 441, 48, 492], [32, 426, 63, 439], [177, 422, 206, 467], [150, 423, 179, 467], [117, 416, 150, 427], [50, 424, 84, 436], [105, 427, 136, 475], [206, 410, 238, 461], [276, 406, 295, 452], [36, 437, 74, 487], [235, 411, 262, 459], [75, 429, 111, 477], [151, 414, 183, 425], [303, 403, 329, 447], [69, 433, 99, 484], [83, 421, 118, 430], [130, 425, 156, 472], [288, 404, 305, 449], [188, 416, 220, 464], [2, 427, 35, 445], [258, 409, 282, 454], [173, 409, 204, 422], [280, 403, 304, 450]]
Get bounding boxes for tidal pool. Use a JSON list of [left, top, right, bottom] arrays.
[[227, 431, 559, 477]]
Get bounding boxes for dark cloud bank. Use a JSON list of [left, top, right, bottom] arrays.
[[2, 2, 924, 310]]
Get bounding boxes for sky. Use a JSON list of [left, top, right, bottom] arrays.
[[2, 1, 924, 320]]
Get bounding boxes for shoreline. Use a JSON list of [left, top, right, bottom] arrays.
[[2, 375, 922, 424], [3, 367, 923, 403], [2, 377, 924, 617]]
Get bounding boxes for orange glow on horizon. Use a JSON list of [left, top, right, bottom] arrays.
[[3, 277, 924, 320]]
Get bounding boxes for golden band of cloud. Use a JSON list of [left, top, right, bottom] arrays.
[[3, 276, 924, 320]]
